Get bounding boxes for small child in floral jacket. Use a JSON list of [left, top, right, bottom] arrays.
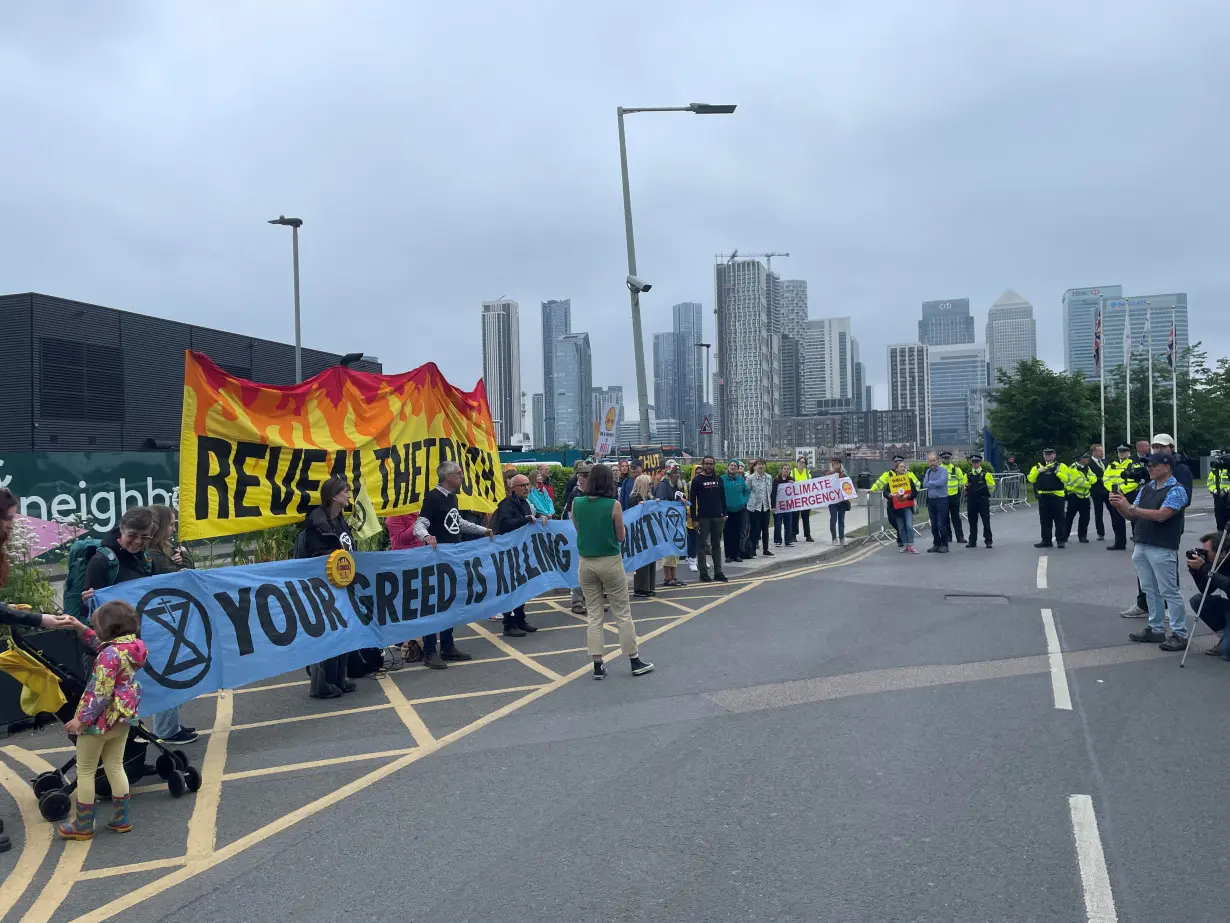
[[59, 600, 147, 840]]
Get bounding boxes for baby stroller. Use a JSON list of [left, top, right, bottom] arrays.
[[6, 625, 202, 823]]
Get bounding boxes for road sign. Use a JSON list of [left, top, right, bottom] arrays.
[[699, 417, 713, 435]]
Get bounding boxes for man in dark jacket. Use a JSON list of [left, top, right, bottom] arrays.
[[690, 456, 728, 583], [964, 453, 995, 549], [492, 474, 549, 637], [1187, 531, 1230, 657]]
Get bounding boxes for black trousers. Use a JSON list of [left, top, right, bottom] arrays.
[[1063, 496, 1090, 542], [1091, 488, 1109, 538], [1216, 494, 1229, 532], [1108, 502, 1128, 548], [798, 509, 812, 540], [967, 496, 992, 545], [947, 494, 965, 541], [503, 605, 528, 629], [1038, 495, 1066, 544], [747, 509, 770, 554], [309, 654, 350, 697], [1194, 594, 1230, 632], [724, 509, 746, 560]]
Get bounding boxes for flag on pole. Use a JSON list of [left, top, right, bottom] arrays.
[[1093, 310, 1102, 368], [1122, 309, 1132, 363], [1144, 305, 1153, 357], [1166, 321, 1176, 369]]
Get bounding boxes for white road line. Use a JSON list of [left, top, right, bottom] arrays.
[[1040, 607, 1072, 710], [1036, 555, 1048, 589], [1068, 794, 1119, 922]]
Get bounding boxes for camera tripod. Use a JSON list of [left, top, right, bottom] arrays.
[[1180, 525, 1230, 667]]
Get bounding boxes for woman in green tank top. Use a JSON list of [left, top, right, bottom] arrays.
[[572, 464, 655, 680]]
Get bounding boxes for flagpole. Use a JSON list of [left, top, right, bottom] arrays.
[[1146, 304, 1154, 439], [1100, 364, 1105, 448], [1124, 306, 1131, 445], [1096, 308, 1105, 447]]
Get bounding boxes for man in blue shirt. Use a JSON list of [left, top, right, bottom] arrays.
[[1111, 453, 1190, 650], [921, 453, 951, 553]]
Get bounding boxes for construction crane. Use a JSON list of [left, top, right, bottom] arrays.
[[713, 250, 790, 271]]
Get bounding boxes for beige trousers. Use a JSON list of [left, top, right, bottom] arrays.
[[578, 555, 638, 658]]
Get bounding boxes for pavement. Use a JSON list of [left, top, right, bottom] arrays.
[[2, 495, 1228, 922]]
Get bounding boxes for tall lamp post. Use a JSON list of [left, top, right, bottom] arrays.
[[695, 341, 712, 456], [617, 102, 736, 442], [268, 215, 304, 381]]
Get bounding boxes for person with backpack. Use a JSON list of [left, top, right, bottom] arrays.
[[144, 505, 199, 743], [73, 506, 156, 614], [296, 476, 359, 699]]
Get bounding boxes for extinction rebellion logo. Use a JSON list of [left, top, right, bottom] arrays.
[[664, 507, 686, 547], [137, 588, 213, 690]]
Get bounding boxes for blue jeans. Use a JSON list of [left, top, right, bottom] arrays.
[[895, 506, 914, 544], [829, 504, 846, 541], [1133, 543, 1189, 638], [150, 706, 182, 740], [774, 512, 796, 545], [927, 497, 950, 546]]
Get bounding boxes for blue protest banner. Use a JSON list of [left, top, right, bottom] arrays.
[[95, 502, 686, 715]]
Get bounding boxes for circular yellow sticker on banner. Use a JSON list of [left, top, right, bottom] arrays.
[[325, 549, 356, 588], [841, 480, 856, 497]]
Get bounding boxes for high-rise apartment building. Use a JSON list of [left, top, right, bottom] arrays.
[[652, 331, 678, 422], [531, 393, 545, 448], [779, 336, 801, 418], [888, 343, 930, 446], [715, 259, 773, 457], [591, 385, 624, 428], [540, 299, 571, 444], [480, 299, 520, 445], [672, 302, 704, 445], [918, 299, 975, 347], [552, 332, 592, 450], [779, 280, 808, 339], [799, 317, 856, 415], [985, 290, 1037, 381], [927, 343, 987, 446]]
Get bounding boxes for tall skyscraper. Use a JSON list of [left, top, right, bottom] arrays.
[[779, 280, 808, 339], [672, 302, 704, 446], [918, 299, 975, 346], [715, 259, 773, 457], [553, 332, 592, 450], [1073, 289, 1189, 381], [531, 393, 545, 448], [652, 331, 678, 424], [1062, 286, 1120, 379], [985, 290, 1037, 381], [540, 299, 571, 444], [480, 299, 521, 445], [927, 343, 987, 446], [799, 317, 856, 415], [779, 335, 801, 418], [888, 343, 930, 445]]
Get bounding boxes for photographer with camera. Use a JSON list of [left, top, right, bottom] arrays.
[[1111, 452, 1190, 651], [1208, 453, 1230, 532], [1186, 532, 1230, 658]]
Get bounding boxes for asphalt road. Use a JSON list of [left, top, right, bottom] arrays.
[[4, 499, 1230, 922]]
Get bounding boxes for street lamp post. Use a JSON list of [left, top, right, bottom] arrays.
[[695, 341, 712, 456], [617, 102, 736, 443], [268, 215, 305, 381]]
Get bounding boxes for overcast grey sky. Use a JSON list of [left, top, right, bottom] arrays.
[[3, 1, 1227, 421]]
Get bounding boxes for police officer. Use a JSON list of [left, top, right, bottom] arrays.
[[1061, 451, 1096, 544], [1210, 464, 1230, 532], [1102, 444, 1136, 550], [1087, 443, 1109, 540], [1028, 448, 1072, 548], [964, 453, 995, 549], [939, 451, 967, 545]]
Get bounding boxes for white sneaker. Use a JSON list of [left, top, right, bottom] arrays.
[[1119, 604, 1148, 618], [688, 558, 698, 572]]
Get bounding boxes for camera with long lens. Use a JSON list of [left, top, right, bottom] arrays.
[[1186, 547, 1210, 563], [1123, 461, 1149, 484], [1209, 449, 1230, 473]]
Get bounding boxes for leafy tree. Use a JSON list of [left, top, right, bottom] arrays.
[[988, 359, 1100, 462]]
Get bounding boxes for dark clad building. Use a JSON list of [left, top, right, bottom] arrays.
[[0, 292, 382, 452]]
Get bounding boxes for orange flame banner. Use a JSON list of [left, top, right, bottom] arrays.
[[179, 351, 503, 540]]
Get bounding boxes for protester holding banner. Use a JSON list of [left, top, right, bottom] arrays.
[[771, 468, 796, 547], [627, 475, 658, 597], [887, 460, 920, 553], [828, 458, 850, 546], [146, 505, 199, 742], [793, 457, 815, 542], [655, 463, 689, 586], [413, 461, 493, 668], [492, 474, 548, 637], [722, 461, 750, 564], [297, 477, 360, 699], [571, 463, 654, 680], [745, 459, 774, 558], [618, 462, 643, 510]]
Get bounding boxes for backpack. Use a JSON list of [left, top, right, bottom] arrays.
[[63, 539, 118, 620]]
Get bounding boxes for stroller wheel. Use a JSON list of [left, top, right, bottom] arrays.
[[167, 769, 187, 798], [39, 790, 72, 823], [184, 767, 203, 793], [95, 771, 112, 800], [155, 753, 174, 780], [173, 750, 190, 770], [33, 771, 64, 798]]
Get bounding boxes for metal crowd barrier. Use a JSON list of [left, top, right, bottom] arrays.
[[861, 474, 1031, 548], [991, 473, 1030, 513]]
